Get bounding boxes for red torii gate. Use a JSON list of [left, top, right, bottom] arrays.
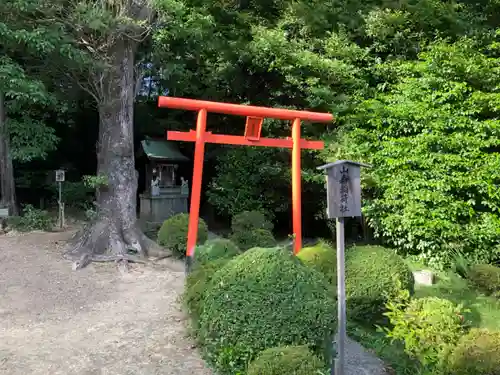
[[158, 96, 334, 270]]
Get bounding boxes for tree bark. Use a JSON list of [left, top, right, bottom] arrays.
[[65, 38, 161, 269], [0, 92, 18, 216]]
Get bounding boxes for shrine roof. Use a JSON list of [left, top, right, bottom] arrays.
[[140, 138, 189, 162], [317, 160, 371, 170]]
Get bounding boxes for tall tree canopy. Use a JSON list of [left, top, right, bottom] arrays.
[[0, 0, 77, 214], [334, 37, 500, 266], [1, 0, 499, 268]]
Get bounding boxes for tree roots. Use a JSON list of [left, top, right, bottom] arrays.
[[64, 219, 171, 271]]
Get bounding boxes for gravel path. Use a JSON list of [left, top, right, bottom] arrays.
[[337, 335, 390, 375], [0, 230, 211, 375]]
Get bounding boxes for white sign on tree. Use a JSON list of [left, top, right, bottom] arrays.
[[55, 169, 65, 182]]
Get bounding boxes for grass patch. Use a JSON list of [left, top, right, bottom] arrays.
[[404, 256, 500, 330], [414, 271, 500, 330]]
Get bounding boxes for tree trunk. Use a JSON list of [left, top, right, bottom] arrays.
[[0, 92, 18, 216], [65, 38, 161, 269]]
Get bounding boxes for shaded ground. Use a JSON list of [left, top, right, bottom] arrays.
[[334, 334, 390, 375], [0, 230, 211, 375]]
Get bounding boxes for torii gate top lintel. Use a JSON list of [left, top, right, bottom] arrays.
[[157, 96, 335, 272], [158, 96, 333, 122]]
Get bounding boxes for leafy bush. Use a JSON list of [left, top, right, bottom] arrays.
[[246, 345, 325, 375], [51, 181, 94, 209], [195, 238, 240, 265], [297, 240, 336, 285], [157, 213, 208, 257], [450, 250, 471, 279], [207, 148, 291, 219], [230, 228, 276, 251], [184, 259, 230, 324], [334, 41, 500, 267], [231, 210, 273, 233], [467, 264, 500, 296], [382, 287, 467, 369], [198, 247, 336, 375], [445, 329, 500, 375], [345, 245, 414, 322], [9, 204, 53, 231]]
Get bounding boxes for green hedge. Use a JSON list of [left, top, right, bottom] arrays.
[[231, 210, 273, 233], [445, 329, 500, 375], [184, 259, 230, 324], [297, 240, 336, 285], [346, 245, 414, 322], [157, 213, 208, 257], [195, 238, 240, 265], [197, 247, 336, 374], [467, 264, 500, 296], [246, 345, 325, 375], [230, 228, 276, 251]]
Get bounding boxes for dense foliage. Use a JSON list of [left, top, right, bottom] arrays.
[[383, 289, 467, 369], [208, 149, 291, 218], [467, 264, 500, 296], [0, 0, 75, 161], [195, 238, 240, 265], [345, 245, 414, 322], [8, 204, 52, 231], [3, 0, 499, 267], [229, 210, 276, 250], [230, 228, 277, 250], [184, 258, 230, 323], [157, 214, 208, 257], [246, 345, 325, 375], [337, 39, 500, 267], [230, 210, 273, 233], [297, 240, 337, 285], [445, 329, 500, 375], [151, 0, 500, 267], [197, 247, 336, 374]]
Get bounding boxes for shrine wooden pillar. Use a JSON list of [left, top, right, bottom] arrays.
[[186, 109, 207, 263], [291, 118, 302, 254]]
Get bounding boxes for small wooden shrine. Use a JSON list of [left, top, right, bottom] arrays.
[[138, 138, 190, 223]]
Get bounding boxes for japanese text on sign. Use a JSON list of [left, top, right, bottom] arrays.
[[339, 166, 349, 214]]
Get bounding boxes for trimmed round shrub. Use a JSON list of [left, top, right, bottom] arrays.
[[384, 295, 466, 368], [198, 247, 336, 375], [445, 329, 500, 375], [184, 259, 230, 323], [230, 228, 276, 251], [247, 345, 325, 375], [468, 264, 500, 296], [231, 210, 273, 233], [157, 213, 208, 257], [297, 240, 336, 285], [195, 238, 240, 265], [345, 245, 414, 322]]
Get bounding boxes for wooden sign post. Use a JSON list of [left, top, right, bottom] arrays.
[[317, 160, 370, 375], [55, 169, 65, 228]]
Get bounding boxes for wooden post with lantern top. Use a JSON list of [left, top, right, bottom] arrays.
[[317, 160, 371, 375], [55, 169, 65, 228]]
